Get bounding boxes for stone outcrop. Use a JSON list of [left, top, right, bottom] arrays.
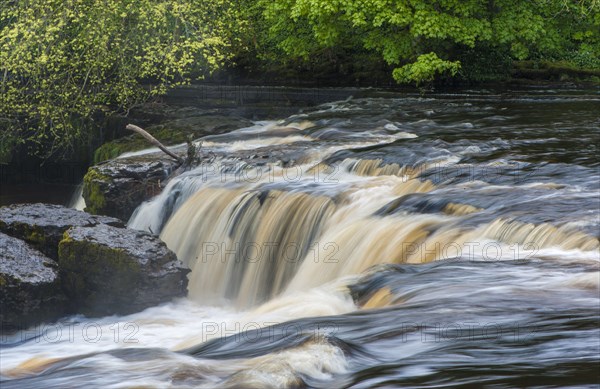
[[84, 107, 254, 221], [83, 155, 180, 221], [0, 203, 123, 260], [0, 232, 67, 329], [0, 203, 190, 324], [58, 224, 189, 316]]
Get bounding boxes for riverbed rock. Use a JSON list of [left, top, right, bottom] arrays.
[[58, 224, 189, 316], [83, 155, 181, 221], [0, 232, 67, 329], [0, 203, 124, 260]]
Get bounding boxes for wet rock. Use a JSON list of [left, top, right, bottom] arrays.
[[84, 130, 318, 223], [58, 224, 189, 316], [82, 110, 318, 221], [0, 203, 124, 260], [86, 107, 255, 220], [83, 155, 180, 221], [0, 232, 67, 330], [93, 109, 254, 163]]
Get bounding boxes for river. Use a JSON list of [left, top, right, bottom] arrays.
[[1, 86, 599, 388]]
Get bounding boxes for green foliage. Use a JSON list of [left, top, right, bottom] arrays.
[[1, 0, 599, 159], [457, 45, 513, 82], [0, 123, 20, 163], [259, 0, 600, 85], [393, 52, 460, 84], [0, 0, 243, 159]]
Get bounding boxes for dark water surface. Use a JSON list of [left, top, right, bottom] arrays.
[[0, 184, 79, 207], [1, 86, 599, 388]]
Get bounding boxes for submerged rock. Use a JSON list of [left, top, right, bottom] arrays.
[[0, 232, 67, 329], [58, 224, 189, 316], [83, 155, 180, 221], [0, 203, 123, 260]]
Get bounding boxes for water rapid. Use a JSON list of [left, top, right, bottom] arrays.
[[2, 88, 599, 388]]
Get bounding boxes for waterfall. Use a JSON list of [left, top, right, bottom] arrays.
[[128, 121, 599, 308], [68, 183, 86, 211], [5, 93, 600, 388]]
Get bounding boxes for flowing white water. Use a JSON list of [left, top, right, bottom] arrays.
[[3, 93, 599, 388], [127, 124, 598, 306], [68, 183, 86, 211]]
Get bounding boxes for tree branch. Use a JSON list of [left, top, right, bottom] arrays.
[[126, 123, 184, 164]]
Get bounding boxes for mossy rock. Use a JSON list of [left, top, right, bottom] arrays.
[[512, 60, 600, 81], [82, 168, 110, 215], [0, 203, 123, 260], [82, 155, 180, 220], [94, 114, 253, 164], [93, 133, 159, 164], [58, 224, 189, 316]]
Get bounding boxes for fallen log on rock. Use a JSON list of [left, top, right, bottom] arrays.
[[126, 123, 184, 165]]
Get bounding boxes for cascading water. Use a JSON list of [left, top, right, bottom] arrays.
[[2, 89, 599, 388], [67, 183, 86, 211]]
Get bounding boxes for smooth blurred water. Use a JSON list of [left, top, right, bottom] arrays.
[[2, 86, 599, 388]]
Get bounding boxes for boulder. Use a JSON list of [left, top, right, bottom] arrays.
[[58, 224, 189, 316], [84, 106, 254, 220], [83, 156, 180, 221], [82, 136, 321, 222], [0, 232, 67, 330], [0, 203, 123, 260]]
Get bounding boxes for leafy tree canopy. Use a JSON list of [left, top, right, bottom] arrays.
[[0, 0, 242, 159], [0, 0, 598, 159], [260, 0, 599, 83]]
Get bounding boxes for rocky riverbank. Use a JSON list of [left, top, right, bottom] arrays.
[[0, 204, 189, 330]]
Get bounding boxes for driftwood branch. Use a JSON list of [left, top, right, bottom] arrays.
[[126, 124, 184, 165]]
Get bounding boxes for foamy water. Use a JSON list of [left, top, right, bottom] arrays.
[[3, 89, 599, 388]]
